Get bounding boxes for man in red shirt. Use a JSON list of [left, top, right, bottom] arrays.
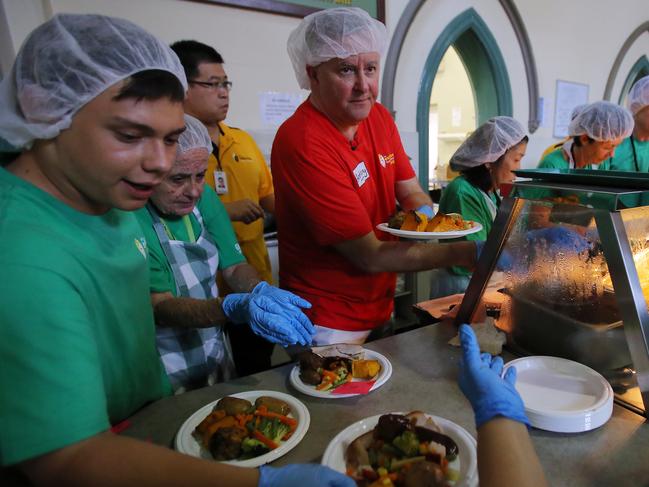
[[272, 7, 477, 345]]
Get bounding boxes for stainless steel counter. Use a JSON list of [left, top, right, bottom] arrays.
[[121, 322, 649, 486]]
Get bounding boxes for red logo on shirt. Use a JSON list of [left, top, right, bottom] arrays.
[[378, 153, 395, 168]]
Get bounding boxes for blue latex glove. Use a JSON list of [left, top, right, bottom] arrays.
[[526, 226, 591, 254], [252, 281, 316, 337], [416, 204, 435, 219], [458, 324, 529, 428], [222, 282, 314, 346], [258, 464, 355, 487], [474, 240, 514, 271]]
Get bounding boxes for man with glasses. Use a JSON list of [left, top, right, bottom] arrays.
[[171, 40, 276, 376]]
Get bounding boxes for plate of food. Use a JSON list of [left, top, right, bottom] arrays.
[[377, 210, 482, 240], [289, 344, 392, 399], [175, 390, 309, 467], [322, 411, 478, 487]]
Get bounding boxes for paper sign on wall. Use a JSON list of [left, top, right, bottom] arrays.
[[258, 91, 303, 128], [553, 80, 589, 138]]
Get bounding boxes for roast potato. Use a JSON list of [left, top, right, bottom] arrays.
[[254, 396, 291, 416], [214, 396, 253, 416]]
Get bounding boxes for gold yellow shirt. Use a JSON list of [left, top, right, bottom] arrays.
[[206, 123, 274, 242]]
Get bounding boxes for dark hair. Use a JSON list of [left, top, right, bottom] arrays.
[[573, 135, 595, 147], [462, 135, 529, 193], [170, 40, 224, 80], [114, 70, 185, 102]]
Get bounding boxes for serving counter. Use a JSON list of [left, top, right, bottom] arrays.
[[121, 322, 649, 487]]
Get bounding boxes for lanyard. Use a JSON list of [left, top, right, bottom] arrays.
[[212, 141, 222, 171], [630, 135, 640, 172], [159, 214, 196, 243]]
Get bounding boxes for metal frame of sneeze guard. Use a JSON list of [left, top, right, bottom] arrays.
[[454, 177, 649, 417]]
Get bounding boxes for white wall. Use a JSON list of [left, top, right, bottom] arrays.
[[1, 0, 647, 167], [516, 0, 648, 166]]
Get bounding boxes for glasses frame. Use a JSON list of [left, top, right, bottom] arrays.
[[188, 80, 233, 91]]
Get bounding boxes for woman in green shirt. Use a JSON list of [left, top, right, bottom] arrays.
[[430, 116, 528, 298]]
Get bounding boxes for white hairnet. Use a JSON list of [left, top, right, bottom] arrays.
[[0, 13, 187, 150], [177, 114, 212, 157], [287, 7, 387, 89], [450, 116, 527, 171], [568, 101, 634, 141], [628, 75, 649, 115], [570, 103, 588, 120]]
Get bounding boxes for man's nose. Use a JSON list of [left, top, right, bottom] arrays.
[[143, 141, 173, 174], [354, 72, 370, 92], [187, 179, 202, 197]]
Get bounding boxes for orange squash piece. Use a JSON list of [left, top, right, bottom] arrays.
[[400, 210, 428, 231]]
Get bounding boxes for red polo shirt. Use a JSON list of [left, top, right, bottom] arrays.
[[271, 100, 415, 331]]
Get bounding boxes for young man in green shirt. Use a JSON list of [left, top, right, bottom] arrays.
[[538, 101, 633, 171], [0, 13, 350, 487]]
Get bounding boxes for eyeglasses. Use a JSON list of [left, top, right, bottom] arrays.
[[188, 80, 233, 91]]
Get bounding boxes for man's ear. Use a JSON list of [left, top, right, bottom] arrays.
[[306, 65, 318, 83], [579, 134, 590, 145]]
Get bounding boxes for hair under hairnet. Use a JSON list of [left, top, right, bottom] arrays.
[[177, 114, 212, 157], [628, 75, 649, 115], [287, 7, 387, 90], [568, 101, 634, 141], [450, 116, 527, 171], [0, 13, 187, 150]]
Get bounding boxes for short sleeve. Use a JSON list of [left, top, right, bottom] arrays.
[[198, 186, 246, 269], [0, 264, 109, 465]]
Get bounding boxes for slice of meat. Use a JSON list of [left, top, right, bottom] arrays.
[[402, 461, 449, 487], [345, 430, 374, 471]]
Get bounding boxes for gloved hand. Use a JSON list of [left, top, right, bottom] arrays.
[[525, 226, 591, 254], [416, 204, 435, 219], [474, 240, 514, 271], [458, 324, 529, 428], [258, 464, 355, 487], [222, 282, 315, 346], [252, 281, 316, 337]]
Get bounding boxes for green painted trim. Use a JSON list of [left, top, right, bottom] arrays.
[[618, 55, 649, 105], [416, 8, 513, 188]]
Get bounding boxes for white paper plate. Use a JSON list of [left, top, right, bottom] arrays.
[[322, 413, 478, 487], [376, 221, 483, 240], [175, 390, 310, 467], [503, 356, 613, 433], [289, 349, 392, 399]]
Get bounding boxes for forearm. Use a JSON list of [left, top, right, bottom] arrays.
[[398, 191, 433, 211], [395, 177, 434, 211], [477, 418, 547, 487], [224, 263, 262, 293], [260, 194, 275, 214], [22, 432, 259, 487], [343, 239, 476, 273], [153, 295, 226, 329]]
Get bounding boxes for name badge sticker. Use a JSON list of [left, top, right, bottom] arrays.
[[214, 170, 228, 194], [353, 161, 370, 188]]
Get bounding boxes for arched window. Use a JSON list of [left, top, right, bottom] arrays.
[[416, 8, 513, 189], [618, 55, 649, 106]]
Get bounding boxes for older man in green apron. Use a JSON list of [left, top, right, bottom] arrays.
[[136, 115, 314, 393]]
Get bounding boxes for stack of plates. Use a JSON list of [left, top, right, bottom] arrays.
[[503, 356, 614, 433]]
